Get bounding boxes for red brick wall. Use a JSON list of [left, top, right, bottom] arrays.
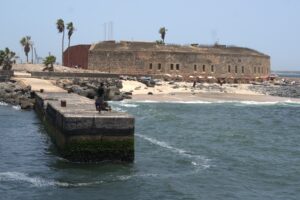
[[63, 45, 91, 69]]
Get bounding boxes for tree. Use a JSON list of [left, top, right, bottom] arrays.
[[56, 18, 65, 65], [42, 55, 56, 71], [0, 48, 16, 70], [66, 22, 75, 66], [159, 27, 168, 44], [20, 36, 32, 63]]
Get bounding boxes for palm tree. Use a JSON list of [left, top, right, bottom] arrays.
[[42, 55, 56, 71], [66, 22, 75, 66], [159, 27, 167, 44], [20, 36, 31, 63], [56, 18, 65, 65], [0, 48, 16, 70]]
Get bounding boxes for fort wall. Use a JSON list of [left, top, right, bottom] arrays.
[[66, 41, 271, 81]]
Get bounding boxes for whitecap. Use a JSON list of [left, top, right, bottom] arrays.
[[0, 172, 56, 187], [12, 105, 21, 110], [0, 172, 104, 188], [0, 101, 8, 106], [119, 103, 139, 107], [239, 101, 279, 105], [136, 134, 210, 169]]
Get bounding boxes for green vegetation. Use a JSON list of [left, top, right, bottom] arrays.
[[20, 36, 32, 63], [0, 48, 16, 70], [42, 55, 56, 71], [56, 18, 65, 65], [159, 27, 168, 44]]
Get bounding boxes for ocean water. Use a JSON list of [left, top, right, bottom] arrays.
[[1, 100, 300, 200], [274, 71, 300, 78]]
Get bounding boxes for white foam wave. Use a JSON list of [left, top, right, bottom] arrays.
[[130, 99, 300, 106], [0, 101, 8, 106], [136, 134, 210, 168], [0, 172, 103, 187], [234, 100, 300, 106], [111, 107, 127, 112], [120, 103, 139, 108], [12, 105, 21, 110]]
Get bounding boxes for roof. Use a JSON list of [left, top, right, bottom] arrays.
[[89, 41, 269, 57]]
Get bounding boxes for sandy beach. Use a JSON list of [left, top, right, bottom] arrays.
[[121, 80, 300, 103]]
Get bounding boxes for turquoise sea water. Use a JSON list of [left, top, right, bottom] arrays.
[[0, 100, 300, 200]]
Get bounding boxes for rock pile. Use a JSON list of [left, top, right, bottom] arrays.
[[249, 84, 300, 98], [0, 81, 35, 109], [55, 78, 132, 101]]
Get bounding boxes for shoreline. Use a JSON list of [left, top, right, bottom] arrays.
[[129, 92, 300, 103]]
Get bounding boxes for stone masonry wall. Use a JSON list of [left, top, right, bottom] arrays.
[[88, 50, 270, 79]]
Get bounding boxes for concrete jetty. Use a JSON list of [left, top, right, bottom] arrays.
[[18, 78, 134, 162]]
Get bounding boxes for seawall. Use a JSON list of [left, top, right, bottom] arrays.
[[34, 91, 134, 162]]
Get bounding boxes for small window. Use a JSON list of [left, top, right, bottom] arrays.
[[203, 65, 206, 72], [254, 67, 256, 73], [194, 65, 197, 71], [235, 66, 238, 73], [262, 67, 264, 74], [242, 66, 244, 74], [211, 65, 214, 72], [258, 67, 260, 74], [176, 64, 180, 70], [170, 64, 174, 70], [228, 65, 231, 73], [158, 63, 161, 70], [149, 63, 152, 70]]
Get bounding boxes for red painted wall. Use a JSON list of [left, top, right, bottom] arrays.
[[63, 45, 91, 69]]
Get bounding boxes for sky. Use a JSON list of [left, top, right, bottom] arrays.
[[0, 0, 299, 70]]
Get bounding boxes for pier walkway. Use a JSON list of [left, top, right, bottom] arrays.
[[15, 77, 135, 162]]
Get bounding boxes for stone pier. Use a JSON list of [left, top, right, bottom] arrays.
[[35, 92, 134, 162]]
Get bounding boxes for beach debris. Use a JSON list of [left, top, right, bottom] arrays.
[[172, 84, 180, 89]]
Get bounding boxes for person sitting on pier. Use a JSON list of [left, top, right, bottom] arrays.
[[95, 83, 111, 113]]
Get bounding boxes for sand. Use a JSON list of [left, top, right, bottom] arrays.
[[121, 80, 300, 103]]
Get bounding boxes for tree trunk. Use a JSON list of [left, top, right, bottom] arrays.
[[68, 38, 71, 67], [62, 30, 65, 66], [31, 45, 34, 64]]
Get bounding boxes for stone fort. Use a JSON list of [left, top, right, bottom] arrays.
[[63, 41, 270, 82]]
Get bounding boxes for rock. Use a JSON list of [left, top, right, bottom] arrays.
[[111, 95, 124, 101], [107, 86, 121, 100], [122, 94, 132, 99], [20, 99, 34, 110], [124, 91, 133, 95], [86, 89, 96, 99]]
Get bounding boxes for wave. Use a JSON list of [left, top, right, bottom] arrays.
[[136, 134, 210, 169], [12, 105, 21, 110], [0, 172, 104, 188], [0, 101, 8, 106], [0, 171, 164, 188], [127, 99, 300, 106]]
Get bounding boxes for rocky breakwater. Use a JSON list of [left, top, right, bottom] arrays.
[[55, 78, 132, 101], [0, 81, 35, 109], [249, 80, 300, 98]]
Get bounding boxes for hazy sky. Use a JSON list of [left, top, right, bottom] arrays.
[[0, 0, 299, 70]]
